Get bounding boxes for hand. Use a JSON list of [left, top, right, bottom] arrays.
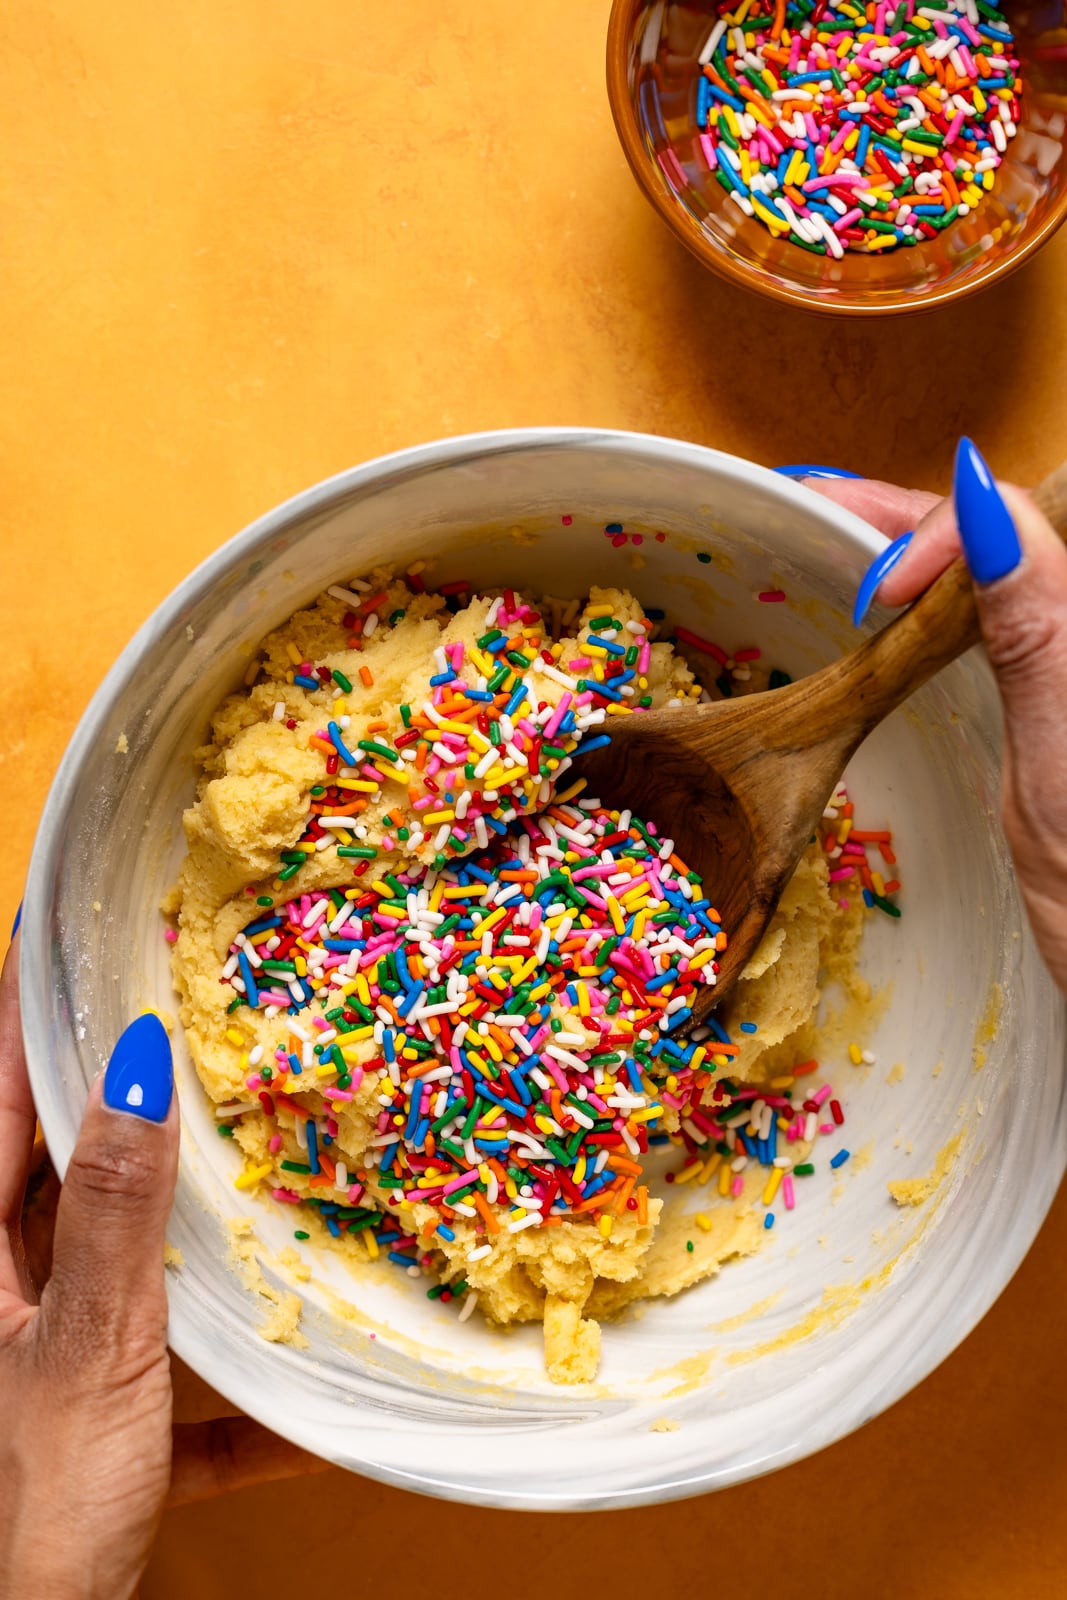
[[807, 441, 1067, 996], [0, 937, 328, 1600]]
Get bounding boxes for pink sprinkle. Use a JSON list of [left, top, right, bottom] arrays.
[[269, 1134, 282, 1153], [271, 1188, 303, 1204], [783, 1175, 796, 1211], [828, 866, 854, 882], [731, 1175, 745, 1198], [562, 514, 573, 526], [758, 590, 787, 603], [164, 927, 179, 944], [811, 1083, 833, 1107], [699, 131, 719, 170]]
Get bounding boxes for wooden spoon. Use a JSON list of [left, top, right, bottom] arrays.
[[574, 462, 1067, 1023]]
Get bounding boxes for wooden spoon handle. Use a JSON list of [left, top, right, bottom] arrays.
[[795, 457, 1067, 752]]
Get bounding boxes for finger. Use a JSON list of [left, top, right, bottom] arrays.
[[802, 475, 942, 541], [876, 495, 960, 608], [952, 443, 1067, 984], [0, 935, 39, 1297], [42, 1014, 179, 1361], [167, 1416, 331, 1507]]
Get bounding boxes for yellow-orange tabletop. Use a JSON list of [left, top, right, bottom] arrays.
[[4, 4, 1067, 1596]]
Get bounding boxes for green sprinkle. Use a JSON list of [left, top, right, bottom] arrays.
[[294, 1230, 310, 1240], [256, 895, 274, 907], [218, 1122, 235, 1137], [281, 1160, 311, 1174], [769, 669, 792, 689], [696, 551, 712, 564], [871, 892, 902, 918], [358, 739, 400, 763], [400, 703, 412, 727], [686, 1239, 695, 1252], [794, 1162, 815, 1176], [331, 669, 353, 693]]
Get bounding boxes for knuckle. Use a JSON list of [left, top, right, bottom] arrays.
[[67, 1138, 162, 1210], [979, 599, 1067, 684]]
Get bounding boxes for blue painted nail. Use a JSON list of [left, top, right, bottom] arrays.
[[103, 1013, 173, 1123], [774, 464, 862, 480], [954, 436, 1022, 585], [10, 902, 21, 941], [853, 531, 914, 626]]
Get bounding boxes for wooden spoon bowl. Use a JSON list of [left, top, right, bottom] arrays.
[[576, 464, 1067, 1023]]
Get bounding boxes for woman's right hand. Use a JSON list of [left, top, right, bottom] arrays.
[[808, 438, 1067, 996]]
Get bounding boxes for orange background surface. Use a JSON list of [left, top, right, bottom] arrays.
[[4, 3, 1067, 1596]]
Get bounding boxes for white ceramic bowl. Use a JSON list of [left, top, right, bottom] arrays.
[[22, 429, 1067, 1509]]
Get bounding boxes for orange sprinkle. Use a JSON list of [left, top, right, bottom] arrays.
[[359, 665, 374, 688], [636, 1184, 649, 1225], [474, 1193, 501, 1233]]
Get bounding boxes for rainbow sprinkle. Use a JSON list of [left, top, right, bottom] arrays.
[[695, 0, 1019, 254], [204, 574, 903, 1302]]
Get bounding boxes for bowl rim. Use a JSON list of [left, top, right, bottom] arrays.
[[21, 425, 1067, 1508], [605, 0, 1067, 318]]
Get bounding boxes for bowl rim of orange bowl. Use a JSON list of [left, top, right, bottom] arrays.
[[606, 0, 1067, 318]]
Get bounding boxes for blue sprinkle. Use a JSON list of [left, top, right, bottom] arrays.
[[588, 634, 627, 657], [237, 950, 259, 1008], [764, 1212, 775, 1230], [576, 733, 612, 756], [328, 719, 357, 766], [505, 682, 529, 717], [830, 1148, 850, 1169], [293, 674, 319, 690], [605, 522, 624, 534], [739, 1021, 758, 1034], [436, 1225, 456, 1242], [307, 1118, 320, 1175], [429, 671, 454, 687]]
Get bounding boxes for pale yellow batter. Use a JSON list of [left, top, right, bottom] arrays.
[[168, 572, 869, 1382]]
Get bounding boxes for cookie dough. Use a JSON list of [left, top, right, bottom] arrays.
[[169, 572, 867, 1382]]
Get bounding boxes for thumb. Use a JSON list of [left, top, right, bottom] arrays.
[[43, 1013, 179, 1360], [955, 438, 1067, 984], [955, 439, 1067, 734]]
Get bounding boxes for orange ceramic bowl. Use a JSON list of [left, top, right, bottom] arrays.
[[607, 0, 1067, 314]]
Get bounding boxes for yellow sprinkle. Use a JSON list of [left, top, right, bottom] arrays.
[[607, 896, 626, 935], [687, 947, 717, 972], [694, 1212, 714, 1233], [848, 1041, 864, 1065], [234, 1161, 273, 1191], [364, 1228, 380, 1260], [599, 1214, 614, 1238], [335, 778, 379, 792], [225, 1028, 246, 1047], [286, 643, 303, 665], [718, 1162, 733, 1196], [674, 1161, 703, 1185], [701, 1151, 722, 1182], [315, 1061, 338, 1078], [762, 1169, 783, 1206], [972, 85, 987, 112], [422, 809, 456, 825]]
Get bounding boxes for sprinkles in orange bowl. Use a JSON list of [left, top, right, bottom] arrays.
[[695, 0, 1020, 254]]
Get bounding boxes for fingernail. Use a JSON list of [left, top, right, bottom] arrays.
[[774, 464, 862, 480], [954, 437, 1022, 585], [853, 531, 914, 626], [10, 902, 21, 941], [103, 1013, 173, 1123]]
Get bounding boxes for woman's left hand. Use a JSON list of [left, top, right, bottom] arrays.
[[0, 936, 327, 1600]]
